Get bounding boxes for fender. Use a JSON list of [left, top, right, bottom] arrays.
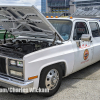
[[39, 60, 68, 77]]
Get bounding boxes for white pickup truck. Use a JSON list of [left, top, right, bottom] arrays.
[[0, 6, 99, 96]]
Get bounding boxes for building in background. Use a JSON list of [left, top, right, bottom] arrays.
[[72, 0, 100, 18], [73, 0, 100, 7], [41, 0, 75, 17], [41, 0, 47, 13], [72, 0, 100, 14], [47, 0, 70, 13], [41, 0, 100, 17]]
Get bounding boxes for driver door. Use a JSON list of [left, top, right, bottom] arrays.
[[72, 21, 93, 73]]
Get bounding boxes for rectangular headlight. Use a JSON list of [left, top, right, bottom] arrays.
[[10, 60, 16, 66], [17, 61, 23, 67], [10, 70, 22, 77]]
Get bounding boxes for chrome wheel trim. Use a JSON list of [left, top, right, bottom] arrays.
[[45, 69, 59, 90]]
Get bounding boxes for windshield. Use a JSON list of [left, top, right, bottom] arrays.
[[49, 20, 72, 41]]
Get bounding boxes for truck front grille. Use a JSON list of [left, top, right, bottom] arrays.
[[0, 57, 6, 74]]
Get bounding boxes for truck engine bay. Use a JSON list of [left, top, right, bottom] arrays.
[[0, 39, 54, 59], [0, 6, 63, 59]]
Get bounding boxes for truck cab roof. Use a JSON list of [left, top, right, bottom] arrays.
[[48, 17, 99, 22]]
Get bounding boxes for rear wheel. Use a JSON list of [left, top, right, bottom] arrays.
[[39, 65, 62, 97]]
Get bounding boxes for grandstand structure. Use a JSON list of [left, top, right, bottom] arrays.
[[74, 0, 100, 7], [72, 6, 100, 19]]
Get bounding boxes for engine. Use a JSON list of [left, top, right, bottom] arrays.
[[0, 39, 52, 58]]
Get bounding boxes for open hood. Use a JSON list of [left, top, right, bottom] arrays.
[[0, 6, 64, 41]]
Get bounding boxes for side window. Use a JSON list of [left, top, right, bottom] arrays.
[[89, 22, 100, 37], [73, 22, 89, 40]]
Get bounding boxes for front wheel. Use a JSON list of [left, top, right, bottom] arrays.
[[39, 65, 62, 97]]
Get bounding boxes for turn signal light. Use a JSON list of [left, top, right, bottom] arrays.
[[28, 76, 38, 80]]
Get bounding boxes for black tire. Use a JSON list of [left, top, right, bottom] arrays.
[[39, 65, 62, 97]]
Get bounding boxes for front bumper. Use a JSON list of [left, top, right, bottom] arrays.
[[0, 75, 34, 92]]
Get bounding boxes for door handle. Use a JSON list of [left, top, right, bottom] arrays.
[[76, 41, 80, 47]]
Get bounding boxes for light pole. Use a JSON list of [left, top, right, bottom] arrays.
[[65, 0, 66, 7], [65, 0, 67, 16]]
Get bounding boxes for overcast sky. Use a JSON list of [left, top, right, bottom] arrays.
[[0, 0, 41, 11]]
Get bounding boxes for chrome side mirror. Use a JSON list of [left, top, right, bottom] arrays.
[[81, 34, 91, 41]]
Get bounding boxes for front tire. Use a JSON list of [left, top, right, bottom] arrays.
[[39, 65, 62, 97]]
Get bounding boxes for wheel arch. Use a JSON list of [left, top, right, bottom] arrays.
[[39, 60, 68, 78]]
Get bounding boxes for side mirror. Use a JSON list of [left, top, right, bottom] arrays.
[[81, 34, 91, 41]]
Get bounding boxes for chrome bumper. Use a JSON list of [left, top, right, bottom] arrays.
[[0, 75, 34, 89]]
